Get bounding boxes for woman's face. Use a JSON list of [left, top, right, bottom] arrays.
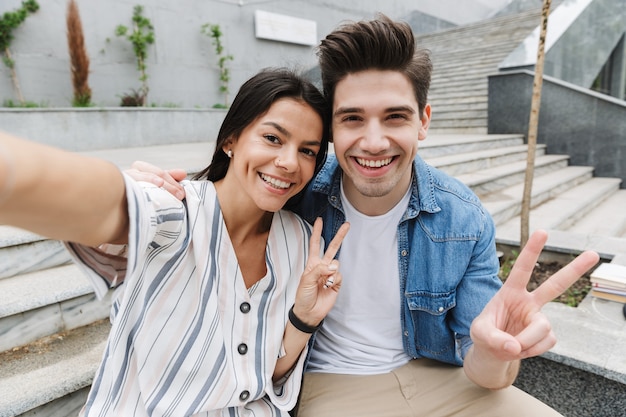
[[222, 97, 323, 213]]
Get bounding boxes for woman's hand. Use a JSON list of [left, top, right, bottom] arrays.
[[273, 218, 349, 381], [292, 218, 350, 326], [125, 160, 187, 200]]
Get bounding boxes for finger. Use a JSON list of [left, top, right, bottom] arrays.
[[161, 180, 186, 200], [321, 222, 350, 263], [168, 168, 188, 182], [472, 318, 521, 358], [532, 250, 599, 305], [323, 275, 334, 289], [130, 161, 186, 190], [513, 312, 553, 351], [131, 160, 163, 174], [322, 262, 341, 288], [131, 162, 185, 200], [520, 335, 556, 359], [307, 218, 324, 262], [504, 230, 548, 291], [125, 169, 165, 186]]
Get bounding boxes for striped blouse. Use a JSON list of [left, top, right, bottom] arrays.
[[66, 175, 313, 417]]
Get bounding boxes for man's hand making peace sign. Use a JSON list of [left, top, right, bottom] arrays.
[[464, 229, 599, 389]]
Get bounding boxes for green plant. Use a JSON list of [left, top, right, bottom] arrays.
[[3, 98, 45, 107], [201, 23, 233, 108], [498, 250, 519, 281], [0, 0, 39, 105], [115, 5, 154, 106], [498, 251, 591, 307], [150, 101, 180, 108], [66, 0, 92, 107]]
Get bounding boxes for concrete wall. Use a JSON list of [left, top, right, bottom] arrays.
[[0, 0, 508, 108], [488, 70, 626, 189], [0, 107, 226, 151]]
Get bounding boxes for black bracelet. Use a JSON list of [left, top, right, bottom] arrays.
[[288, 305, 323, 334]]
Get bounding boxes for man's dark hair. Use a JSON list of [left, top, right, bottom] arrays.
[[317, 14, 432, 118]]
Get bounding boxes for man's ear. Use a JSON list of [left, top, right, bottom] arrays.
[[418, 103, 432, 141]]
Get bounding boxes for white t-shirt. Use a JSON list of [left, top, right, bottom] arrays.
[[307, 180, 412, 374], [66, 176, 312, 417]]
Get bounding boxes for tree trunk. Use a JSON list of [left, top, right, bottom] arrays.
[[5, 48, 25, 105], [520, 0, 551, 249]]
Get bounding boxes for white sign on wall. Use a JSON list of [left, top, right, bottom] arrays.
[[254, 10, 317, 46]]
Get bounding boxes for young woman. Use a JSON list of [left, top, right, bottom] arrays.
[[0, 68, 349, 416]]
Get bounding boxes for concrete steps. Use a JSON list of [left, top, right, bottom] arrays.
[[0, 320, 110, 417], [0, 226, 71, 280], [416, 8, 544, 134], [0, 263, 112, 353]]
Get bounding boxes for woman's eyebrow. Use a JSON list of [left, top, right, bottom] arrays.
[[262, 121, 321, 146], [262, 121, 290, 136]]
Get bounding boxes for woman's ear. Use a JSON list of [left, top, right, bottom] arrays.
[[222, 139, 234, 156]]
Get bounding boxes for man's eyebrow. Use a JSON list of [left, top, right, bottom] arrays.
[[334, 107, 363, 116], [334, 105, 416, 116], [387, 105, 416, 114]]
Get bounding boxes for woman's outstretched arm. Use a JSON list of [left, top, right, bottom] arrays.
[[0, 131, 129, 246]]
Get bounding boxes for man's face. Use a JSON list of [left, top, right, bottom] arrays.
[[331, 70, 431, 215]]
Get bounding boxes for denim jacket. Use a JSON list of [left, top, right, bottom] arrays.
[[295, 154, 502, 366]]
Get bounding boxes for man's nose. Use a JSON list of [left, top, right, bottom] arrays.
[[361, 121, 390, 153]]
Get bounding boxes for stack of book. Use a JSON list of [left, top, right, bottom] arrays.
[[590, 263, 626, 303]]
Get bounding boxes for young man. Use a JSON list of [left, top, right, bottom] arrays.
[[289, 15, 600, 416], [130, 15, 599, 417]]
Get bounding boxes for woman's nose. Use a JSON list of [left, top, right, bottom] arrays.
[[274, 148, 298, 171]]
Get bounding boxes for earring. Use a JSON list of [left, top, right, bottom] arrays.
[[226, 149, 233, 158]]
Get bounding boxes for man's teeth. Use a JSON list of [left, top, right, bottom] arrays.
[[356, 157, 393, 168], [261, 174, 290, 189]]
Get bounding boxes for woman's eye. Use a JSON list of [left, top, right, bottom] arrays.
[[264, 134, 280, 144], [301, 148, 317, 157]]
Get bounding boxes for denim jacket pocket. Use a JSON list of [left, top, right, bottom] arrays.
[[405, 291, 456, 315]]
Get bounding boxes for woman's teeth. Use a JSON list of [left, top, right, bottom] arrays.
[[261, 173, 290, 189]]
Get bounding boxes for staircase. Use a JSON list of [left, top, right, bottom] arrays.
[[2, 7, 626, 417], [417, 8, 544, 134], [413, 7, 626, 254]]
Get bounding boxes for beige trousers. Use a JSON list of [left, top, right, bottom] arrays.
[[295, 359, 562, 417]]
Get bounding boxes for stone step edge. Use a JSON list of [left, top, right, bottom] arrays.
[[0, 264, 93, 319], [424, 143, 545, 168], [484, 166, 595, 224], [456, 154, 568, 190], [0, 319, 110, 417], [540, 254, 626, 386], [497, 230, 626, 264], [494, 177, 622, 240]]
